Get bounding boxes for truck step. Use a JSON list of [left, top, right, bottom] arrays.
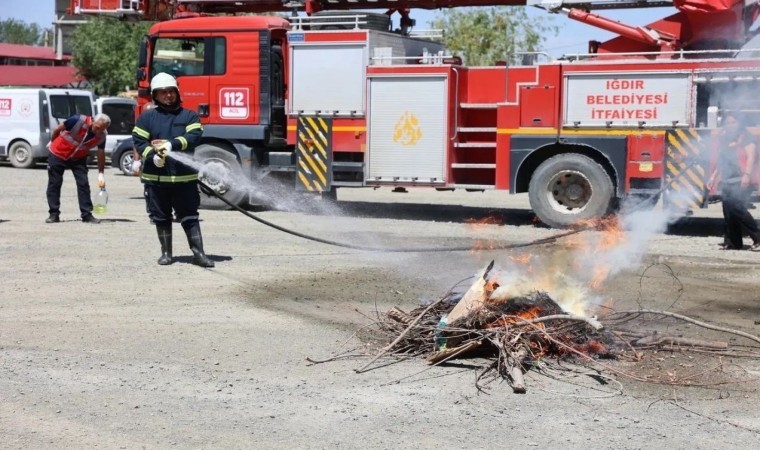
[[447, 184, 496, 190], [454, 142, 497, 148], [451, 163, 496, 169], [460, 103, 498, 109], [456, 127, 497, 133]]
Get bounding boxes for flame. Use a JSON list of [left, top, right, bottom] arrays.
[[486, 306, 544, 329], [465, 215, 503, 231], [509, 253, 532, 265], [470, 240, 499, 253]]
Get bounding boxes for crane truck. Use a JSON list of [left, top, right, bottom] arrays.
[[68, 0, 760, 227]]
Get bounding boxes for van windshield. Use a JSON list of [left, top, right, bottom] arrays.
[[49, 95, 93, 120]]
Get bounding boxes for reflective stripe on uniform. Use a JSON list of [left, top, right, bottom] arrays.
[[186, 123, 202, 132], [142, 146, 154, 159], [177, 136, 188, 150], [140, 173, 198, 183], [133, 126, 150, 139]]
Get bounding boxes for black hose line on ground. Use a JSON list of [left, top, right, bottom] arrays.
[[197, 180, 584, 253], [196, 155, 701, 254]]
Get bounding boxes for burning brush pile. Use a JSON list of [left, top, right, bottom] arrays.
[[348, 258, 760, 393], [357, 260, 615, 393], [339, 214, 760, 393], [307, 213, 760, 393]]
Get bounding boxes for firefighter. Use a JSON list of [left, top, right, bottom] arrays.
[[46, 113, 110, 224], [132, 72, 214, 267], [707, 111, 760, 251]]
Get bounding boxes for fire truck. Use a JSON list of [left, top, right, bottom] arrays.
[[69, 0, 760, 227]]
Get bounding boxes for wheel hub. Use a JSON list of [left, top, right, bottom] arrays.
[[199, 160, 231, 195], [547, 171, 592, 213], [15, 147, 30, 162]]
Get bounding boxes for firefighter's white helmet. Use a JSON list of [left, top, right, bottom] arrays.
[[150, 72, 178, 92]]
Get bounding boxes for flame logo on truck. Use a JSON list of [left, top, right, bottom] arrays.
[[393, 112, 422, 146]]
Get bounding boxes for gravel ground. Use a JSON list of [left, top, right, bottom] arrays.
[[1, 163, 760, 449]]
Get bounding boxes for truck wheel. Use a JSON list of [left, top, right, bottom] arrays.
[[195, 144, 247, 210], [118, 150, 135, 176], [528, 153, 614, 228], [9, 141, 35, 169]]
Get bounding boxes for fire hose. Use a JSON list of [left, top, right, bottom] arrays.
[[195, 153, 705, 253], [197, 180, 584, 253]]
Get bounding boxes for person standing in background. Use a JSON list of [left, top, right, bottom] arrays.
[[707, 111, 760, 251], [46, 113, 110, 224]]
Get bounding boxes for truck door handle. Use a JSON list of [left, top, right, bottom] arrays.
[[198, 104, 209, 117]]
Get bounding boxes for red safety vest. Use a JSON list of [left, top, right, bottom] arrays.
[[49, 115, 105, 161]]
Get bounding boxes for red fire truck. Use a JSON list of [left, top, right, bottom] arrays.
[[70, 0, 760, 227]]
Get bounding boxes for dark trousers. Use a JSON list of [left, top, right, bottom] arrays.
[[721, 183, 760, 249], [46, 153, 93, 218], [144, 182, 200, 230]]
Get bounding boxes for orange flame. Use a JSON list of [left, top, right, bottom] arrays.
[[465, 215, 503, 231]]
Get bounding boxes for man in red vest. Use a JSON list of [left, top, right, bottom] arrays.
[[46, 113, 110, 224]]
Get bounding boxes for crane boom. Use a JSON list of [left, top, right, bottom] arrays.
[[68, 0, 760, 54]]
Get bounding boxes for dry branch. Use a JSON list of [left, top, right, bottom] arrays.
[[426, 339, 482, 365], [614, 310, 760, 345], [355, 295, 447, 373], [633, 335, 728, 349], [521, 314, 603, 331]]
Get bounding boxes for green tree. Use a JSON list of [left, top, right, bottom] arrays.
[[70, 18, 152, 95], [0, 18, 52, 46], [430, 7, 557, 66]]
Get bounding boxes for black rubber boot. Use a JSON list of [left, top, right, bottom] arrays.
[[184, 222, 214, 268], [156, 224, 173, 265]]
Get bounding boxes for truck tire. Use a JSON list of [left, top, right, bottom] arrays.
[[528, 153, 614, 228], [311, 11, 390, 32], [9, 141, 35, 169], [195, 144, 247, 210]]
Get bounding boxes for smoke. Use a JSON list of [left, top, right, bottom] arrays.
[[165, 151, 412, 257], [489, 193, 690, 316]]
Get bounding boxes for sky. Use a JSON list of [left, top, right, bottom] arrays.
[[4, 0, 672, 57]]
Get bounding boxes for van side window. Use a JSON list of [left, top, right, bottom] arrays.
[[102, 103, 135, 135], [49, 95, 94, 119]]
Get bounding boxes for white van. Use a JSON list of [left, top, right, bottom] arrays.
[[0, 88, 97, 168], [94, 96, 136, 159]]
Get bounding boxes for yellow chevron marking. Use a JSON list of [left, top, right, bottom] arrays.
[[303, 127, 327, 159], [667, 133, 689, 157], [317, 117, 329, 134], [297, 171, 315, 191], [306, 117, 329, 147], [298, 147, 327, 186]]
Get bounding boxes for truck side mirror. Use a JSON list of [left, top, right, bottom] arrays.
[[138, 36, 148, 67]]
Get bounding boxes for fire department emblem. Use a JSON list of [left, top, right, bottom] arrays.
[[393, 111, 422, 146]]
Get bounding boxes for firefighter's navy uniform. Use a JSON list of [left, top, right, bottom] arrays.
[[132, 72, 214, 267]]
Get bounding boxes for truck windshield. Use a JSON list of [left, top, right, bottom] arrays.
[[150, 37, 225, 77], [152, 38, 206, 77], [49, 95, 93, 120]]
